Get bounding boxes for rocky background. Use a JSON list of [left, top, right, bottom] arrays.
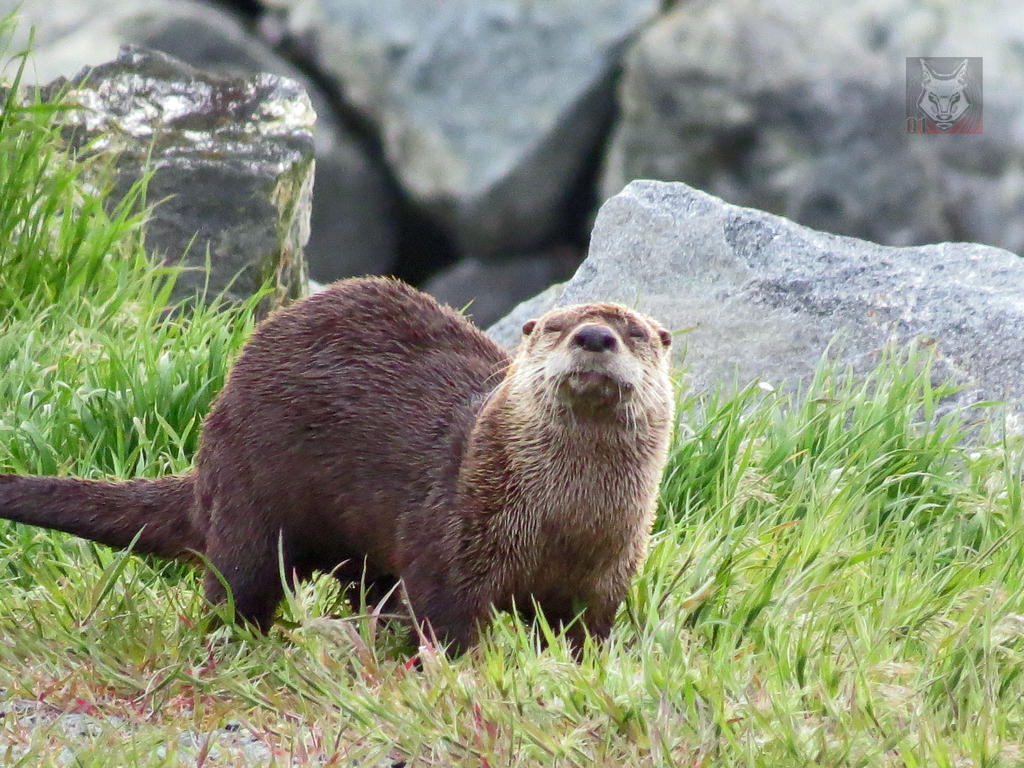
[[6, 0, 1022, 328], [5, 0, 1024, 419], [492, 180, 1024, 428]]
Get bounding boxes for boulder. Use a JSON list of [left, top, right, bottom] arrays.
[[304, 140, 399, 283], [601, 0, 1024, 256], [47, 46, 316, 305], [5, 0, 281, 83], [5, 0, 400, 281], [285, 0, 658, 258], [490, 180, 1024, 427], [423, 248, 580, 329]]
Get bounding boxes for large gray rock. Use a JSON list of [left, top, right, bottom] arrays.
[[285, 0, 658, 257], [423, 247, 580, 329], [49, 46, 315, 305], [601, 1, 1024, 255], [490, 180, 1024, 426], [5, 0, 400, 281], [304, 141, 399, 283], [5, 0, 276, 83]]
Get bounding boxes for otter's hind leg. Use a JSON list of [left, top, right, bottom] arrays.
[[202, 522, 287, 632], [402, 556, 489, 655]]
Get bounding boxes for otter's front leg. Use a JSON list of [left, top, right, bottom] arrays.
[[563, 559, 638, 657], [560, 600, 618, 659]]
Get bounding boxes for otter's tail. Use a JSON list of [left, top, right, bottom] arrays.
[[0, 474, 202, 559]]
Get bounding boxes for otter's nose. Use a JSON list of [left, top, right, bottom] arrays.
[[571, 324, 618, 353]]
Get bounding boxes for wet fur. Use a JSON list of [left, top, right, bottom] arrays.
[[0, 278, 674, 651]]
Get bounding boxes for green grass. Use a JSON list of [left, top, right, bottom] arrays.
[[2, 19, 1024, 767]]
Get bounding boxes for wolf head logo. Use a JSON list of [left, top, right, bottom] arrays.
[[917, 59, 971, 131]]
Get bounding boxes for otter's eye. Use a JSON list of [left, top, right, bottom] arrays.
[[628, 326, 648, 340], [543, 321, 564, 334]]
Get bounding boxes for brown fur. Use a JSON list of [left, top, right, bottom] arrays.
[[0, 277, 674, 651]]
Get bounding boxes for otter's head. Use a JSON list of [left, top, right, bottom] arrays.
[[509, 303, 673, 422]]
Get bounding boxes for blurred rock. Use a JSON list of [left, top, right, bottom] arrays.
[[50, 46, 315, 306], [305, 142, 399, 282], [422, 248, 580, 329], [491, 180, 1024, 427], [285, 0, 658, 257], [5, 0, 400, 280], [601, 1, 1024, 255]]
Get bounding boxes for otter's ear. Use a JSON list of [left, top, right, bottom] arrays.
[[522, 319, 537, 336], [658, 329, 672, 348]]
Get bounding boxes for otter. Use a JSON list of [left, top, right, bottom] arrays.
[[0, 278, 674, 652]]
